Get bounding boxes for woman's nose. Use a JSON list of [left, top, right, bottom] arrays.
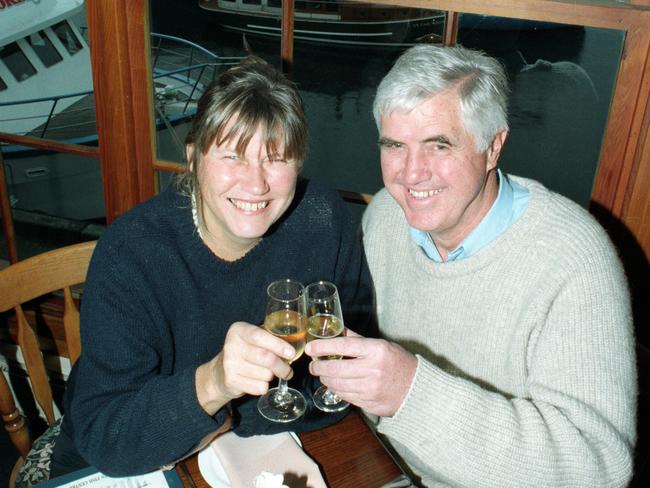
[[241, 161, 270, 195]]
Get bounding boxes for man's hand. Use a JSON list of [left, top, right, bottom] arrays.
[[305, 329, 417, 417], [195, 322, 296, 415]]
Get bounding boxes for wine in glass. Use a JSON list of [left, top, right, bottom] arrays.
[[257, 279, 308, 423], [305, 281, 349, 413]]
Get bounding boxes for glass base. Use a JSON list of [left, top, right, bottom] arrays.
[[312, 385, 349, 413], [257, 387, 307, 423]]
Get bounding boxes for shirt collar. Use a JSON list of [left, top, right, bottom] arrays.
[[409, 169, 514, 262]]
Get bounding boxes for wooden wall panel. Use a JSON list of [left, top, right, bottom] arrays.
[[86, 0, 156, 223]]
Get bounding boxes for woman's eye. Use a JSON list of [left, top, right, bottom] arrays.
[[266, 156, 287, 164]]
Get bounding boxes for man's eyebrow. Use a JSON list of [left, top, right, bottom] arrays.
[[423, 135, 452, 145], [378, 137, 398, 145]]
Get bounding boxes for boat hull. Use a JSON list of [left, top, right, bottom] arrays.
[[201, 5, 444, 47]]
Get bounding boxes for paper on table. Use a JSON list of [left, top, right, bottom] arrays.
[[39, 466, 183, 488], [199, 431, 327, 488]]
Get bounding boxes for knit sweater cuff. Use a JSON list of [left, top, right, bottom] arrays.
[[378, 355, 460, 444]]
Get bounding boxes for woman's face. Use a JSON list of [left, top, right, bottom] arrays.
[[193, 125, 299, 260]]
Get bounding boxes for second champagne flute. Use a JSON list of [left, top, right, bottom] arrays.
[[305, 281, 349, 413], [257, 279, 308, 423]]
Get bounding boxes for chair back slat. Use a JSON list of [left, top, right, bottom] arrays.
[[63, 287, 81, 365], [16, 305, 56, 425]]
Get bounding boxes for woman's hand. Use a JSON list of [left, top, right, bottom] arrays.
[[195, 322, 296, 415]]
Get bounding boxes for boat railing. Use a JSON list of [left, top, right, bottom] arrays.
[[0, 62, 227, 148], [0, 29, 246, 147]]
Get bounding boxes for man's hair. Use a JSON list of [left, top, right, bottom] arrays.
[[177, 55, 308, 197], [373, 44, 509, 152]]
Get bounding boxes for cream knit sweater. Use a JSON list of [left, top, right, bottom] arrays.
[[361, 176, 636, 487]]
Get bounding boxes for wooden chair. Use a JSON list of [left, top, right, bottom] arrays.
[[0, 241, 97, 487]]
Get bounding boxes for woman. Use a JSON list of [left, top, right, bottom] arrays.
[[50, 56, 375, 477]]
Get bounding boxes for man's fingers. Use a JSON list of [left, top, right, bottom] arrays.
[[345, 328, 361, 338], [305, 336, 373, 358]]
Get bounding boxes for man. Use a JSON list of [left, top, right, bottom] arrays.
[[305, 45, 636, 487]]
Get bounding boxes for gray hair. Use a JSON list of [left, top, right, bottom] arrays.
[[373, 44, 509, 152], [176, 55, 308, 199]]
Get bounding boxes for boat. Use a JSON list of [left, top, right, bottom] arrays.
[[198, 0, 445, 47], [0, 0, 242, 222]]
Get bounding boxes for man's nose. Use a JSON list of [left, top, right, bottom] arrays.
[[402, 148, 432, 183]]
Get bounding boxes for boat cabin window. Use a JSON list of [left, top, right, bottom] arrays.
[[268, 0, 280, 7], [242, 0, 260, 5], [27, 31, 63, 68], [52, 21, 83, 56], [0, 42, 36, 82], [0, 75, 6, 92]]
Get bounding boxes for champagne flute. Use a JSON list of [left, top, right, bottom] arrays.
[[257, 279, 308, 423], [305, 281, 349, 413]]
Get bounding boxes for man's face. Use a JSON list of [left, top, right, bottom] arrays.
[[379, 88, 506, 253]]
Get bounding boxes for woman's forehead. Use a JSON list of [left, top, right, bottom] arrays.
[[213, 124, 285, 153]]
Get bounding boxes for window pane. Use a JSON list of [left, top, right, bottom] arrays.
[[149, 3, 623, 217], [457, 15, 624, 207], [0, 1, 102, 264], [149, 1, 445, 221], [0, 42, 37, 82], [27, 31, 63, 67], [52, 20, 83, 55]]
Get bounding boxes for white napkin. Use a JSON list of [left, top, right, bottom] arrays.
[[202, 431, 327, 488]]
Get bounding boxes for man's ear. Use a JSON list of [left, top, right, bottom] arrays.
[[487, 129, 508, 170]]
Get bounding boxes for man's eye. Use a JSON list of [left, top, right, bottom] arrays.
[[380, 141, 402, 150], [424, 141, 449, 152]]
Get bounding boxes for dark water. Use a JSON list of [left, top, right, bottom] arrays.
[[152, 2, 624, 211]]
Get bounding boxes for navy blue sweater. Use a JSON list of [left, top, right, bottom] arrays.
[[59, 178, 375, 475]]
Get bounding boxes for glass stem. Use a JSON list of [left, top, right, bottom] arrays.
[[323, 388, 340, 404], [274, 377, 291, 403]]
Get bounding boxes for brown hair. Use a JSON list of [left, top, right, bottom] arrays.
[[176, 55, 308, 201]]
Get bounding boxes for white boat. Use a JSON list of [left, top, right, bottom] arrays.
[[199, 0, 445, 47], [0, 0, 241, 222]]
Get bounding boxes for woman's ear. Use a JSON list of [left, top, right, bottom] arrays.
[[185, 144, 194, 169]]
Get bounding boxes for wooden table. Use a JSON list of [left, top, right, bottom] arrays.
[[177, 409, 403, 488]]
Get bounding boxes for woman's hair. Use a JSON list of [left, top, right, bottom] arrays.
[[372, 44, 509, 152], [176, 55, 308, 198]]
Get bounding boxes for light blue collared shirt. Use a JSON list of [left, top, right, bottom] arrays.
[[410, 170, 529, 262]]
